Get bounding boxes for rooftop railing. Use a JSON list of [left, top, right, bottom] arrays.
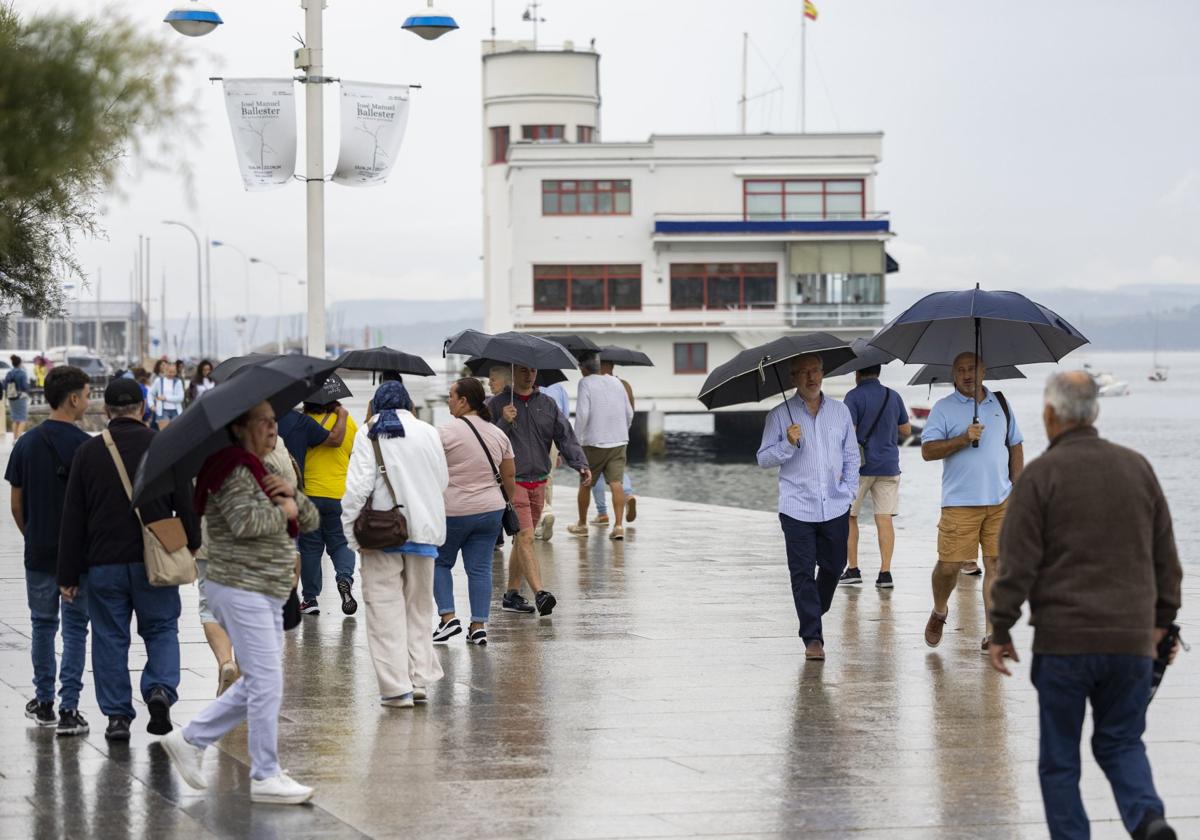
[[512, 302, 885, 330]]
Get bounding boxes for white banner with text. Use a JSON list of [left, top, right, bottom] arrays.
[[221, 78, 297, 191], [333, 81, 411, 187]]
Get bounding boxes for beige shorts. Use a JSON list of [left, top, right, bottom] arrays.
[[850, 475, 900, 517], [583, 445, 627, 485], [937, 500, 1008, 562]]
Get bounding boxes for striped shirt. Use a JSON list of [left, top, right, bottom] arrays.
[[756, 393, 859, 523]]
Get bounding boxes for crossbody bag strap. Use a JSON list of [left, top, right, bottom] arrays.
[[858, 389, 892, 446], [994, 390, 1013, 447], [369, 435, 403, 511], [101, 429, 146, 527], [460, 416, 511, 503]]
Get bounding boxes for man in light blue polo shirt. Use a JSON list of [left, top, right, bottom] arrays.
[[920, 352, 1024, 653]]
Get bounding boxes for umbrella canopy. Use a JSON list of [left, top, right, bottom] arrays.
[[465, 357, 567, 387], [336, 346, 435, 376], [305, 372, 352, 404], [597, 345, 654, 367], [210, 353, 277, 383], [825, 337, 897, 377], [908, 364, 1025, 387], [132, 355, 338, 506], [443, 330, 578, 371], [697, 333, 854, 410], [535, 334, 600, 358]]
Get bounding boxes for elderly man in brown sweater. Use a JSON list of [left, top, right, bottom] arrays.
[[988, 371, 1183, 840]]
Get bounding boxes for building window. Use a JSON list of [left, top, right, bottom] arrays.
[[669, 263, 777, 310], [522, 124, 565, 143], [542, 180, 632, 215], [743, 179, 865, 220], [576, 125, 595, 143], [533, 265, 642, 311], [489, 126, 510, 164], [674, 343, 708, 374], [796, 273, 884, 305]]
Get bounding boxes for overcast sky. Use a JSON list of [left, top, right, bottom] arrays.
[[30, 0, 1200, 320]]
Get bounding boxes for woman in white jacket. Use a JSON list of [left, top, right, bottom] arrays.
[[341, 382, 449, 708]]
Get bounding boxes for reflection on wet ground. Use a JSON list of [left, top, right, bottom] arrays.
[[0, 473, 1195, 838]]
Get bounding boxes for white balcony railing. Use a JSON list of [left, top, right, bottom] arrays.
[[512, 302, 885, 330]]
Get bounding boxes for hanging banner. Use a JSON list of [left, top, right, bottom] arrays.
[[333, 81, 411, 187], [221, 78, 297, 191]]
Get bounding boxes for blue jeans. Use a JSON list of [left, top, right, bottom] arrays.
[[87, 563, 181, 720], [434, 510, 504, 623], [25, 569, 89, 709], [299, 496, 357, 601], [779, 511, 849, 644], [1033, 654, 1164, 839], [593, 473, 634, 515]]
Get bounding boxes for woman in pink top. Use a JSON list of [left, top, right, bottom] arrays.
[[433, 378, 517, 646]]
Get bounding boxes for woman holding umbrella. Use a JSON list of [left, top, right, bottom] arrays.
[[161, 400, 320, 805]]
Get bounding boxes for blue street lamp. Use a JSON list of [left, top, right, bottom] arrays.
[[163, 2, 223, 37], [403, 2, 460, 40]]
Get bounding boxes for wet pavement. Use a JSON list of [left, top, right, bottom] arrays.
[[0, 447, 1196, 839]]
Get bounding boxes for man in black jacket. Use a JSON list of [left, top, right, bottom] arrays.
[[58, 378, 201, 742]]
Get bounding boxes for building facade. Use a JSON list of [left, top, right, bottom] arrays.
[[482, 40, 896, 412]]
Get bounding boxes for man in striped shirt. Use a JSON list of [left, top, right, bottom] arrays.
[[757, 354, 859, 661]]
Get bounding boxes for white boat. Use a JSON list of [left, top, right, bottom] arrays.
[[1083, 365, 1130, 397]]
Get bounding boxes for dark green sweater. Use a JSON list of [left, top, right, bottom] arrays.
[[990, 426, 1182, 656]]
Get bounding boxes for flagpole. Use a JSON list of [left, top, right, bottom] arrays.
[[800, 10, 807, 133]]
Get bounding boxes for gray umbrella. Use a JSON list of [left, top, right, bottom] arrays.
[[598, 345, 654, 367], [907, 364, 1025, 387], [826, 337, 897, 377]]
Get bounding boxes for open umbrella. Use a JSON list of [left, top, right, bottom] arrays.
[[869, 285, 1088, 446], [535, 334, 600, 359], [465, 357, 567, 387], [132, 355, 338, 506], [443, 330, 578, 371], [305, 372, 352, 404], [598, 345, 654, 367], [907, 363, 1025, 387], [336, 346, 435, 377], [210, 353, 277, 383], [826, 337, 897, 378], [697, 333, 854, 423]]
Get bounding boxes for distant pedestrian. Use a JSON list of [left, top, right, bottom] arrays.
[[33, 355, 49, 388], [298, 400, 358, 616], [592, 359, 638, 525], [149, 361, 185, 428], [921, 352, 1023, 653], [840, 364, 911, 589], [756, 354, 858, 661], [487, 365, 590, 616], [58, 377, 201, 741], [4, 354, 32, 439], [5, 365, 92, 735], [187, 359, 215, 405], [534, 378, 570, 541], [341, 382, 449, 707], [568, 353, 633, 540], [163, 400, 319, 804], [988, 372, 1183, 840], [434, 378, 516, 646]]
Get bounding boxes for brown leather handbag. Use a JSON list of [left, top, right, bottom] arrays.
[[352, 436, 409, 550]]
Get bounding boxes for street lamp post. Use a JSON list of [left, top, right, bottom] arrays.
[[162, 220, 205, 358], [165, 0, 458, 360], [250, 258, 301, 354], [211, 240, 253, 355]]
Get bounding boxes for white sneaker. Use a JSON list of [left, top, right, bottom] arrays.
[[413, 686, 427, 704], [381, 693, 414, 708], [162, 730, 207, 790], [539, 512, 555, 541], [250, 772, 314, 805]]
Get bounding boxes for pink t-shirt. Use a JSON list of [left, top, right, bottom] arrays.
[[438, 415, 514, 517]]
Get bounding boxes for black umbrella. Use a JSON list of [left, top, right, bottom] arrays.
[[535, 334, 600, 359], [465, 357, 567, 387], [826, 337, 897, 378], [907, 363, 1025, 387], [305, 372, 352, 404], [598, 345, 654, 367], [443, 330, 579, 371], [132, 355, 338, 506], [336, 346, 435, 376], [210, 353, 278, 383], [697, 333, 855, 423]]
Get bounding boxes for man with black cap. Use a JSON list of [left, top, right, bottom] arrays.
[[58, 378, 201, 741]]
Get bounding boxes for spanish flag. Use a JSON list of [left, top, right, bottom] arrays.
[[804, 0, 818, 21]]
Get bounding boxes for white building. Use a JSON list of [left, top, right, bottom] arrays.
[[482, 40, 897, 425]]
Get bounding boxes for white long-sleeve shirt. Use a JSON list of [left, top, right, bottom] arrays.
[[574, 373, 633, 448], [150, 376, 185, 415]]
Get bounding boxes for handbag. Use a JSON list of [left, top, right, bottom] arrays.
[[102, 430, 196, 587], [460, 416, 521, 536], [352, 435, 410, 550]]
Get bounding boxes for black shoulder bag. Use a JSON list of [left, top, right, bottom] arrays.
[[460, 416, 521, 536], [352, 436, 410, 550]]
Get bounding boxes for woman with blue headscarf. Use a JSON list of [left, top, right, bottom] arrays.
[[341, 382, 449, 708]]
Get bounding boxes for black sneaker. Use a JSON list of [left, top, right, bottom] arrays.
[[535, 590, 557, 616], [56, 708, 89, 737], [105, 716, 131, 742], [875, 571, 894, 590], [466, 627, 488, 646], [1133, 813, 1177, 840], [299, 598, 320, 615], [432, 618, 462, 643], [337, 579, 358, 616], [146, 687, 173, 736], [839, 568, 862, 586], [25, 699, 55, 727], [501, 590, 535, 614]]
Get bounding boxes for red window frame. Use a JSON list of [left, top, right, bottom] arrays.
[[576, 125, 595, 143], [522, 124, 565, 142], [669, 263, 778, 310], [542, 180, 632, 216], [674, 343, 708, 374], [489, 126, 510, 165], [533, 265, 642, 311], [741, 178, 865, 220]]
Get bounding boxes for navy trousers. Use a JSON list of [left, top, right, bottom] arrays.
[[779, 511, 849, 644]]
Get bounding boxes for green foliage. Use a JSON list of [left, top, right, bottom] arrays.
[[0, 2, 192, 317]]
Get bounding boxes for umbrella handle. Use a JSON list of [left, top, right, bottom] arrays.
[[972, 317, 981, 448], [770, 364, 798, 444], [971, 414, 980, 449]]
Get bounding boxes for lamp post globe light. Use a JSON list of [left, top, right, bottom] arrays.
[[166, 2, 459, 359]]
